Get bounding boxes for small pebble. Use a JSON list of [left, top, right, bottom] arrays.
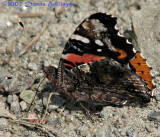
[[20, 101, 27, 111], [6, 21, 12, 27], [28, 62, 39, 70], [157, 125, 160, 133], [132, 130, 138, 137], [148, 111, 160, 121], [7, 95, 13, 104], [43, 92, 66, 111], [121, 129, 127, 136], [126, 129, 132, 136], [145, 124, 153, 132], [0, 118, 9, 129], [7, 95, 20, 113], [155, 94, 160, 101], [64, 109, 70, 115], [48, 117, 61, 126], [19, 90, 36, 104], [126, 130, 139, 137], [113, 129, 121, 137], [0, 131, 11, 137]]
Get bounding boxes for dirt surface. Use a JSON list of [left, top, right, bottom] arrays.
[[0, 0, 160, 137]]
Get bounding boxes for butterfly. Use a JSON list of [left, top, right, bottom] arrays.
[[43, 12, 155, 106]]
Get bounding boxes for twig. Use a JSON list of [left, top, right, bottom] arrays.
[[5, 74, 36, 94], [9, 119, 58, 137], [0, 101, 65, 137], [20, 21, 48, 56], [41, 92, 60, 123]]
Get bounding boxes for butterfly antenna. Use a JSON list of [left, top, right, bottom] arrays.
[[18, 19, 35, 56], [18, 17, 49, 56], [18, 19, 24, 28], [18, 19, 33, 42]]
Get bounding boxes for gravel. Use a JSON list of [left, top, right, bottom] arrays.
[[0, 0, 160, 136]]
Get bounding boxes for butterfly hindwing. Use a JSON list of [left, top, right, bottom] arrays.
[[63, 59, 150, 106]]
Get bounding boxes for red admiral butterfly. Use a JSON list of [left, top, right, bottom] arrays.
[[43, 13, 155, 106]]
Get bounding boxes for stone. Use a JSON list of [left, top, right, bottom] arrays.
[[7, 95, 20, 113], [132, 5, 160, 73], [0, 118, 9, 129], [126, 129, 132, 136], [158, 125, 160, 133], [28, 62, 39, 70], [43, 92, 66, 111], [19, 90, 36, 104], [132, 130, 138, 137], [155, 94, 160, 101], [148, 111, 160, 121], [7, 95, 13, 104], [0, 131, 11, 137], [113, 129, 121, 137], [48, 116, 61, 127], [20, 101, 27, 111], [145, 124, 153, 132], [0, 101, 17, 120], [94, 125, 112, 137]]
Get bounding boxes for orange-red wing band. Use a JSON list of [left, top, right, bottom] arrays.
[[115, 47, 128, 59], [129, 52, 155, 93], [65, 53, 107, 67]]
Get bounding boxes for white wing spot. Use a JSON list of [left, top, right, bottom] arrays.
[[117, 32, 123, 37], [97, 49, 102, 52], [71, 34, 90, 44], [72, 46, 77, 49], [115, 25, 118, 30], [126, 39, 131, 44], [95, 40, 104, 46]]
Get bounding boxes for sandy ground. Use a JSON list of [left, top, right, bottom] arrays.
[[0, 0, 160, 137]]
